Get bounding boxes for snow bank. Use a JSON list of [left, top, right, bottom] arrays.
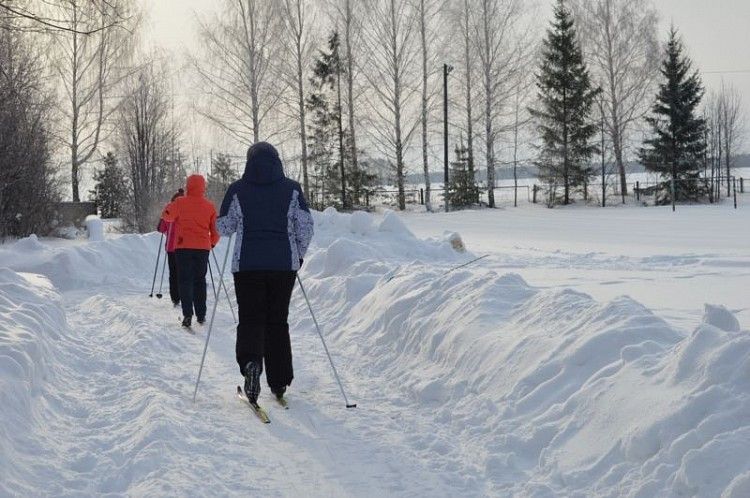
[[296, 217, 750, 497], [0, 268, 66, 495]]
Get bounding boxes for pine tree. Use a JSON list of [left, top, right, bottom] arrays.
[[207, 153, 238, 205], [530, 0, 600, 206], [446, 139, 478, 209], [639, 28, 707, 205], [90, 152, 127, 218]]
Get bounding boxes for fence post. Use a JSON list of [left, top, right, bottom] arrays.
[[583, 178, 588, 202], [734, 177, 737, 209], [420, 188, 424, 205], [741, 178, 745, 194], [365, 191, 370, 208], [532, 185, 538, 204], [635, 181, 640, 202]]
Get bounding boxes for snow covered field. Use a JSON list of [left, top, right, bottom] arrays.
[[1, 204, 749, 497]]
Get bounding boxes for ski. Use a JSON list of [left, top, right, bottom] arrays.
[[236, 386, 270, 424], [274, 395, 289, 410], [179, 317, 195, 334]]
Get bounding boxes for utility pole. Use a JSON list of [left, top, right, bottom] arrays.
[[443, 63, 453, 212], [599, 100, 605, 207]]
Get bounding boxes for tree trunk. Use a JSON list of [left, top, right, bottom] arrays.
[[419, 0, 431, 211], [563, 87, 569, 205], [482, 2, 495, 208], [463, 0, 475, 196], [71, 10, 80, 202], [344, 0, 358, 183], [336, 48, 346, 208], [295, 15, 309, 196]]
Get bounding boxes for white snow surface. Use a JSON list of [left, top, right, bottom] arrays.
[[1, 205, 749, 497]]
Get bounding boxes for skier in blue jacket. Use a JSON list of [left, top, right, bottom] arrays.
[[217, 142, 314, 405]]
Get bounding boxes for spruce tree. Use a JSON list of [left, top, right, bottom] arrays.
[[207, 153, 238, 205], [446, 139, 478, 209], [530, 0, 600, 205], [306, 32, 375, 209], [639, 28, 707, 205], [90, 152, 127, 218]]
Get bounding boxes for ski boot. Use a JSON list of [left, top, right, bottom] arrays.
[[243, 361, 263, 405]]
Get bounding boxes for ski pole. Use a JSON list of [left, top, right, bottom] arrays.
[[207, 259, 218, 301], [442, 254, 490, 277], [212, 249, 237, 324], [193, 234, 233, 403], [297, 275, 356, 409], [149, 233, 164, 298], [156, 252, 167, 299]]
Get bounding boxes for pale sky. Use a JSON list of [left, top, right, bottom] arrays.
[[136, 0, 750, 160]]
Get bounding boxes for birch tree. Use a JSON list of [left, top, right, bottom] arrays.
[[571, 0, 659, 198], [474, 0, 526, 208], [48, 0, 137, 202], [330, 0, 363, 188], [716, 81, 745, 196], [416, 0, 443, 211], [453, 0, 478, 188], [361, 0, 420, 210], [280, 0, 315, 196], [195, 0, 285, 145]]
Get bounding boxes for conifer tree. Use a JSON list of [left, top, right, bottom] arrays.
[[207, 153, 238, 206], [446, 139, 478, 209], [90, 152, 127, 219], [531, 0, 600, 205], [306, 32, 375, 209], [639, 28, 707, 205]]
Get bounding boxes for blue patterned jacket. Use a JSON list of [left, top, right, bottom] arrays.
[[217, 142, 314, 272]]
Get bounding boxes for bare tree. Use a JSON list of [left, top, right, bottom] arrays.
[[416, 0, 443, 211], [453, 0, 478, 190], [474, 0, 527, 208], [0, 0, 129, 34], [195, 0, 285, 145], [571, 0, 659, 198], [717, 81, 745, 196], [280, 0, 315, 196], [0, 22, 59, 238], [361, 0, 421, 210], [118, 64, 178, 232], [47, 0, 137, 202], [330, 0, 363, 188]]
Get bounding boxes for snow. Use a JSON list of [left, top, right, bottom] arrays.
[[85, 215, 104, 242], [1, 203, 749, 496]]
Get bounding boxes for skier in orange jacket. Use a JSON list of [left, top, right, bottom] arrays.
[[161, 174, 220, 328]]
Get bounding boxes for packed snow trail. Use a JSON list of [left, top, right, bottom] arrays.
[[2, 206, 750, 497]]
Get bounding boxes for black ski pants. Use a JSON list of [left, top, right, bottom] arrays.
[[175, 249, 209, 320], [234, 270, 296, 391], [167, 251, 179, 304]]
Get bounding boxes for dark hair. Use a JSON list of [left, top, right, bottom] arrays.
[[171, 188, 185, 202]]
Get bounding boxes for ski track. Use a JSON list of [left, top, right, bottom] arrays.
[[24, 285, 455, 497], [3, 207, 750, 497]]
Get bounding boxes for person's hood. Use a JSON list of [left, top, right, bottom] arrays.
[[186, 174, 206, 197], [243, 142, 285, 184]]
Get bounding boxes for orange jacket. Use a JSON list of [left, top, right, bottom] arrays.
[[161, 175, 220, 250]]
